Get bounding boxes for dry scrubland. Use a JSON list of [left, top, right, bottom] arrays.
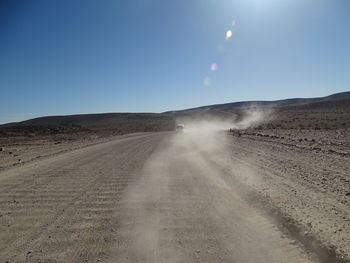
[[0, 113, 174, 170], [0, 95, 349, 262]]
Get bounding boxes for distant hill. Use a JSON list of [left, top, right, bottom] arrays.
[[1, 91, 349, 136], [1, 113, 172, 128], [166, 91, 350, 113], [0, 113, 175, 136], [168, 91, 350, 130]]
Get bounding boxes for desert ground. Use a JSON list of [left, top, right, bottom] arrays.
[[0, 94, 349, 262]]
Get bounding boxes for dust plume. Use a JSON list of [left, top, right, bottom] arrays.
[[171, 107, 272, 190], [232, 106, 274, 129], [107, 108, 273, 262]]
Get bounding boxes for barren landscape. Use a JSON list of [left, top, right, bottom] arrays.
[[2, 0, 350, 261], [0, 93, 349, 262]]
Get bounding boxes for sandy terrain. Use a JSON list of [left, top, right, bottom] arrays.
[[1, 129, 348, 262], [0, 133, 164, 262], [107, 132, 317, 263], [227, 129, 350, 261], [0, 133, 149, 171]]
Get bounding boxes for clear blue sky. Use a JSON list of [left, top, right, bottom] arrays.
[[1, 0, 349, 123]]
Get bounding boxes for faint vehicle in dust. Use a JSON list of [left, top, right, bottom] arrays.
[[175, 124, 185, 133]]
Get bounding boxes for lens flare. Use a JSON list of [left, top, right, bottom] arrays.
[[211, 63, 218, 71], [203, 76, 211, 86], [225, 30, 233, 40]]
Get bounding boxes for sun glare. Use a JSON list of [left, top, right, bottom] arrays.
[[225, 30, 233, 40]]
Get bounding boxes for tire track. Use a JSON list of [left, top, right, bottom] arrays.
[[0, 133, 166, 262]]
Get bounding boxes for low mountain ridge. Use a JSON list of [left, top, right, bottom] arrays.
[[1, 91, 349, 135], [167, 91, 350, 113]]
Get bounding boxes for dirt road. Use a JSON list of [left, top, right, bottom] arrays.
[[0, 132, 319, 262]]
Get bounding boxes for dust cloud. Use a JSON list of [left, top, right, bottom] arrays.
[[171, 107, 272, 193], [173, 106, 273, 155], [232, 106, 273, 129], [108, 108, 272, 262]]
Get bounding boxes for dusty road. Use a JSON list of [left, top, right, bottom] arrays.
[[0, 132, 319, 262]]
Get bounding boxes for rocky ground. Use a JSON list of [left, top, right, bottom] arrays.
[[227, 128, 350, 261]]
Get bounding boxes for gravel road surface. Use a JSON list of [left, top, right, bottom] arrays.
[[0, 132, 319, 262]]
